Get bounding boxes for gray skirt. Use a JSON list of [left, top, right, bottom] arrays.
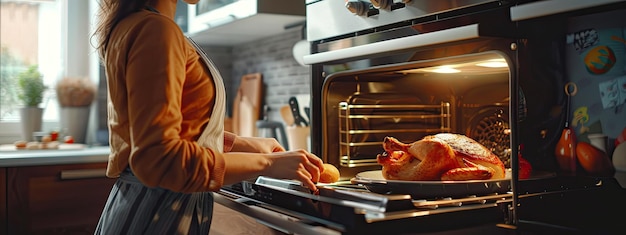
[[94, 168, 214, 235]]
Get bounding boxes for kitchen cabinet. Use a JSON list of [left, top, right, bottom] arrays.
[[3, 162, 115, 235], [0, 168, 6, 235], [210, 203, 284, 235], [186, 0, 305, 46]]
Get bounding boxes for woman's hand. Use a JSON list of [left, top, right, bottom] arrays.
[[231, 136, 285, 153], [264, 149, 324, 190], [222, 149, 324, 191], [224, 136, 323, 190]]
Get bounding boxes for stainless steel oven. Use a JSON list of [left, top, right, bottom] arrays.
[[304, 0, 626, 179], [301, 0, 626, 232], [212, 1, 626, 234], [305, 0, 539, 179]]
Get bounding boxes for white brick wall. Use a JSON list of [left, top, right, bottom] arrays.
[[215, 28, 310, 123]]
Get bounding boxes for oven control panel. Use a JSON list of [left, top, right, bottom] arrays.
[[345, 0, 411, 16], [307, 0, 500, 41], [371, 0, 413, 10]]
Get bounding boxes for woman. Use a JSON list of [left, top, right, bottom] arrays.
[[91, 0, 323, 234]]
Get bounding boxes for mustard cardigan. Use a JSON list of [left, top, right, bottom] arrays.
[[103, 9, 234, 193]]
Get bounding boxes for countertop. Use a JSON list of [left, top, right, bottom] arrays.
[[0, 145, 110, 167]]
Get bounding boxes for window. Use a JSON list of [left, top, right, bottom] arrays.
[[0, 0, 97, 144]]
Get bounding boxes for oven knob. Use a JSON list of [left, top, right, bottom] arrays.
[[345, 0, 369, 16], [371, 0, 391, 9]]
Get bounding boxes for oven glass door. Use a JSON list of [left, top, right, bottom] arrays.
[[315, 40, 517, 178]]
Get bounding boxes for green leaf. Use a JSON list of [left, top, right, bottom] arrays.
[[17, 65, 47, 107]]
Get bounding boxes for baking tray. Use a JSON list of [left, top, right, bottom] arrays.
[[351, 169, 555, 199]]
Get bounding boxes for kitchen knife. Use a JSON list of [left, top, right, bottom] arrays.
[[288, 96, 308, 126]]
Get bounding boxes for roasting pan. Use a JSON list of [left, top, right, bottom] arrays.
[[352, 170, 556, 199]]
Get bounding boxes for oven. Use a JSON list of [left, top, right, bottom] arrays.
[[214, 1, 626, 234], [306, 0, 567, 178]]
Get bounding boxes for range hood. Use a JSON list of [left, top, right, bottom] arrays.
[[186, 0, 305, 46]]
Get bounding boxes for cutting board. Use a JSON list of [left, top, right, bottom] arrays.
[[232, 73, 263, 137]]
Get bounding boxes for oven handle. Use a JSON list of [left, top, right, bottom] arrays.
[[510, 0, 624, 21], [302, 24, 480, 65]]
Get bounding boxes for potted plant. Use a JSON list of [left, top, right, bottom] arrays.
[[55, 77, 97, 143], [17, 65, 47, 141]]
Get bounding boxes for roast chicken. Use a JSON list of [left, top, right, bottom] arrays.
[[377, 133, 506, 181]]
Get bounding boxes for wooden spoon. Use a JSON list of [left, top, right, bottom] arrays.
[[280, 105, 295, 126]]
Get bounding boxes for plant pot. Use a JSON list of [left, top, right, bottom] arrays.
[[60, 106, 90, 144], [19, 107, 44, 142]]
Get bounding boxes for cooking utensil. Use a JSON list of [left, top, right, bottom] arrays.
[[288, 96, 308, 126], [353, 170, 557, 199], [304, 107, 310, 121], [231, 73, 263, 136], [280, 105, 294, 126], [352, 170, 513, 198], [352, 169, 554, 199], [555, 82, 578, 174]]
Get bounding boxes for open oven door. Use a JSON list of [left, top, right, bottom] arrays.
[[303, 14, 529, 228], [303, 0, 626, 233]]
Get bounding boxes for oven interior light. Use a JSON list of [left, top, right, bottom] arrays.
[[397, 57, 509, 74], [476, 59, 508, 68], [400, 66, 462, 74], [431, 66, 461, 73]]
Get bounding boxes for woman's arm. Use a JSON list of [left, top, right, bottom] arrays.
[[224, 131, 285, 153], [222, 149, 323, 190], [224, 131, 236, 152], [223, 131, 322, 190]]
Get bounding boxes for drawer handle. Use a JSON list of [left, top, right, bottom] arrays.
[[60, 168, 106, 180]]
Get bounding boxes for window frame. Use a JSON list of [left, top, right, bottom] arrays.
[[0, 0, 99, 145]]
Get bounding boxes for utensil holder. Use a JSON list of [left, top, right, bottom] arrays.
[[286, 126, 310, 151]]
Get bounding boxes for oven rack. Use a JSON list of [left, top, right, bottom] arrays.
[[338, 101, 451, 167]]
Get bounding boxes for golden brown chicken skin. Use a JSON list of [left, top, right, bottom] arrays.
[[377, 133, 506, 181]]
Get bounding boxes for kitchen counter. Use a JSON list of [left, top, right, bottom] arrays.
[[0, 145, 114, 235], [0, 145, 110, 167]]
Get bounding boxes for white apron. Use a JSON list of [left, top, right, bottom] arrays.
[[95, 37, 228, 235], [189, 37, 227, 153]]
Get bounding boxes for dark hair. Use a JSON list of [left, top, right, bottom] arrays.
[[92, 0, 150, 58]]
